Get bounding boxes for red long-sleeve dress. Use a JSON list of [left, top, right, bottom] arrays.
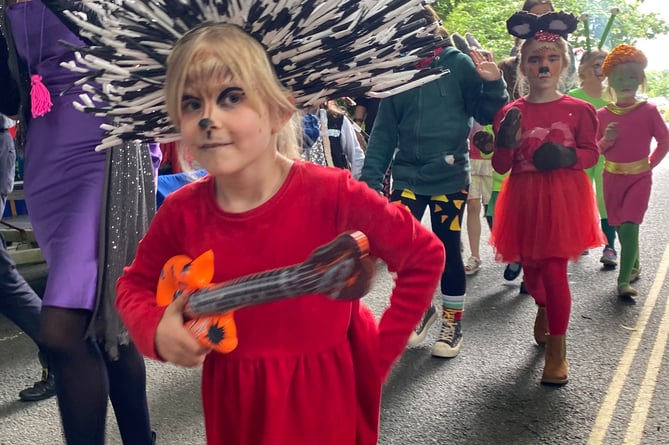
[[490, 95, 605, 262], [116, 161, 444, 445]]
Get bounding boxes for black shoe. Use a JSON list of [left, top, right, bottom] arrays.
[[504, 263, 522, 281], [19, 370, 56, 402]]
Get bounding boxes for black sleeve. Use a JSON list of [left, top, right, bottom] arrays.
[[0, 32, 20, 116]]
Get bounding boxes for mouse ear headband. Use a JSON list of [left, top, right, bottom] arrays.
[[49, 0, 451, 150], [506, 10, 578, 42]]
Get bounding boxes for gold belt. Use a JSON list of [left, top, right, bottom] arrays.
[[604, 158, 650, 175]]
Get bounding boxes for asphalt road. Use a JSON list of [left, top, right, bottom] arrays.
[[2, 162, 669, 445]]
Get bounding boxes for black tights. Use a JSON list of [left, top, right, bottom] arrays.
[[391, 188, 467, 296], [41, 307, 153, 445]]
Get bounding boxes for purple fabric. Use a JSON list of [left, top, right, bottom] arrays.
[[8, 1, 106, 310], [148, 142, 162, 190]]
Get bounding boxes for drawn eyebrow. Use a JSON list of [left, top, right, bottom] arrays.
[[219, 87, 244, 97]]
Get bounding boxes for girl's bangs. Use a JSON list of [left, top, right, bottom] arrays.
[[185, 49, 237, 89]]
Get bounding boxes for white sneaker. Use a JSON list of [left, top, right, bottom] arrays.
[[431, 319, 463, 358]]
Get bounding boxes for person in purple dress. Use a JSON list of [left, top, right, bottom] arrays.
[[2, 1, 157, 443]]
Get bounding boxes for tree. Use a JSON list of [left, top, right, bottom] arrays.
[[433, 0, 669, 61], [646, 70, 669, 98]]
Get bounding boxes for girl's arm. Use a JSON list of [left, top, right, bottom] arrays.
[[598, 122, 618, 155], [336, 176, 444, 380], [569, 103, 600, 170], [491, 107, 516, 174], [339, 115, 365, 180], [116, 201, 208, 365], [649, 106, 669, 169], [650, 133, 669, 170]]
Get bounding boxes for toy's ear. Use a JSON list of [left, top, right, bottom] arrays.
[[450, 33, 470, 55], [466, 33, 493, 61], [465, 33, 483, 51], [506, 11, 538, 39], [538, 11, 579, 38]]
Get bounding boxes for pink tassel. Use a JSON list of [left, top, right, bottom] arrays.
[[30, 74, 53, 118]]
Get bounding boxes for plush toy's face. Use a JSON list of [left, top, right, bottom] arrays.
[[609, 62, 643, 104], [522, 40, 565, 92]]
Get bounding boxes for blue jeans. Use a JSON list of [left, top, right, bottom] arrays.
[[0, 130, 42, 349]]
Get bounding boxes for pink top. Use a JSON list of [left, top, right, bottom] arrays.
[[597, 102, 669, 164]]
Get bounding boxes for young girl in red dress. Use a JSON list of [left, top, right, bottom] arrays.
[[115, 23, 444, 445], [490, 11, 605, 386]]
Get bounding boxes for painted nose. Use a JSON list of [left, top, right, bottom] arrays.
[[198, 118, 213, 129], [539, 67, 549, 74]]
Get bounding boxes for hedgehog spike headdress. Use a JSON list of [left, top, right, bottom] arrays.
[[506, 10, 579, 42], [47, 0, 452, 150]]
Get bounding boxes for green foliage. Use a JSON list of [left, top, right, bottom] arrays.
[[646, 70, 669, 98], [432, 0, 669, 61]]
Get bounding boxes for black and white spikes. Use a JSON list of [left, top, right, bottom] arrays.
[[51, 0, 450, 150]]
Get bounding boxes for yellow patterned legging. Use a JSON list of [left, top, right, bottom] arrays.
[[390, 188, 468, 296]]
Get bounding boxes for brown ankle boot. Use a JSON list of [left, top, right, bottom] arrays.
[[541, 335, 568, 386], [533, 306, 547, 345]]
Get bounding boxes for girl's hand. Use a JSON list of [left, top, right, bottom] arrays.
[[155, 292, 211, 367], [604, 122, 619, 142], [471, 49, 501, 82], [497, 107, 522, 149]]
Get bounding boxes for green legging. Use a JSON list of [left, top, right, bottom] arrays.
[[617, 222, 640, 286], [586, 156, 617, 250]]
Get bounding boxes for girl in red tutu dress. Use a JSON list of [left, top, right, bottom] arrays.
[[490, 11, 605, 386]]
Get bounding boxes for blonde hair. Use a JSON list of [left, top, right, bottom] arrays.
[[165, 23, 300, 159], [577, 49, 607, 82], [515, 37, 570, 96]]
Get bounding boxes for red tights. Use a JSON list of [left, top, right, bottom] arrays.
[[522, 258, 571, 335]]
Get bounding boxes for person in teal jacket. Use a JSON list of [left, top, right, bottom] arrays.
[[360, 6, 508, 358]]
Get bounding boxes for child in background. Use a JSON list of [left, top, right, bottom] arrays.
[[362, 5, 508, 359], [569, 50, 617, 267], [597, 44, 669, 300], [491, 11, 604, 385], [302, 100, 366, 179], [116, 23, 444, 445], [464, 121, 493, 275]]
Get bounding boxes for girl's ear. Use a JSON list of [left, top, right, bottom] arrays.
[[271, 95, 296, 134]]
